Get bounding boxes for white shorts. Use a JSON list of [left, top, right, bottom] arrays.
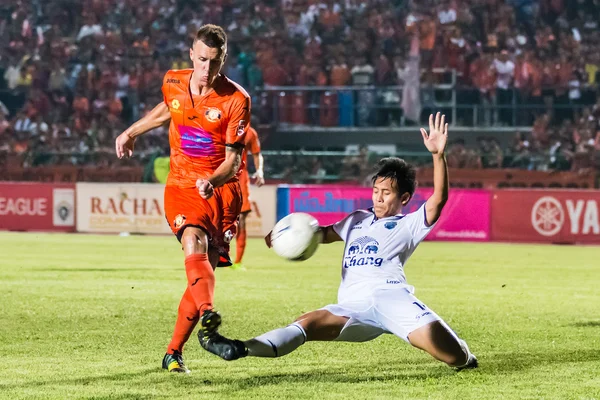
[[321, 287, 441, 343]]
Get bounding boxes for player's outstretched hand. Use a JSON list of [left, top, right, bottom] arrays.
[[420, 112, 448, 155], [115, 132, 136, 159], [264, 231, 272, 248], [196, 179, 214, 200], [253, 171, 265, 187]]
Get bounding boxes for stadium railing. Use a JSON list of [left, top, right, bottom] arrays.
[[251, 67, 598, 129]]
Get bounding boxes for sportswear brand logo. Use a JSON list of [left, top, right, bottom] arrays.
[[416, 311, 432, 320], [188, 116, 198, 120], [191, 278, 202, 286], [352, 220, 363, 230], [166, 78, 180, 83]]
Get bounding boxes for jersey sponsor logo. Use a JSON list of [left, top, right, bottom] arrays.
[[178, 125, 216, 157], [386, 279, 402, 284], [166, 78, 180, 84], [170, 99, 183, 114], [344, 236, 383, 268], [384, 221, 397, 230], [236, 120, 246, 136], [205, 107, 222, 122]]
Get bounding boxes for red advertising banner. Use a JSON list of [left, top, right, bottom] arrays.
[[491, 190, 600, 244], [0, 182, 76, 232]]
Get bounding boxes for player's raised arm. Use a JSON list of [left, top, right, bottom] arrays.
[[115, 102, 171, 159], [421, 112, 449, 226]]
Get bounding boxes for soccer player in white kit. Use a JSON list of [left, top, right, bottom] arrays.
[[199, 113, 478, 370]]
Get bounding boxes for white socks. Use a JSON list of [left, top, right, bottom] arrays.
[[456, 339, 476, 368], [245, 322, 307, 357]]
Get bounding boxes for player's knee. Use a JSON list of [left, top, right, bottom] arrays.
[[296, 310, 345, 341], [181, 227, 209, 255]]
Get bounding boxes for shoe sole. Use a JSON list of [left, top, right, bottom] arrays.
[[201, 311, 222, 336]]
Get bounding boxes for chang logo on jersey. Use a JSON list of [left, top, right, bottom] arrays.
[[343, 236, 383, 268]]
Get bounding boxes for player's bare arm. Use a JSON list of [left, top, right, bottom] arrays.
[[251, 152, 265, 186], [421, 112, 449, 226], [115, 102, 171, 158], [319, 225, 342, 244], [264, 224, 341, 249], [196, 146, 243, 200]]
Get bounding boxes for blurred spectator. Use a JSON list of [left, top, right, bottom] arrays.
[[0, 0, 598, 178]]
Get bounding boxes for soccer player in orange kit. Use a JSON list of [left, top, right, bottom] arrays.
[[115, 24, 250, 373], [231, 126, 265, 270]]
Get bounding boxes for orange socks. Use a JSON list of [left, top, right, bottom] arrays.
[[235, 229, 247, 264], [166, 288, 198, 354], [166, 254, 215, 354], [184, 253, 215, 313]]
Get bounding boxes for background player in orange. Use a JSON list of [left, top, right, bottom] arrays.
[[231, 125, 264, 270], [114, 24, 250, 374]]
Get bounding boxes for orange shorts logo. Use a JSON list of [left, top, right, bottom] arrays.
[[173, 214, 186, 229]]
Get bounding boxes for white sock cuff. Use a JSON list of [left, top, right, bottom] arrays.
[[289, 322, 307, 344]]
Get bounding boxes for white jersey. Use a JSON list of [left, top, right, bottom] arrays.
[[332, 204, 434, 303]]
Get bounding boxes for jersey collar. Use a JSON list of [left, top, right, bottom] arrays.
[[187, 72, 223, 107], [368, 207, 405, 223]]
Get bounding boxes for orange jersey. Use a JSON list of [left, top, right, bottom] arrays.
[[162, 70, 251, 188], [241, 126, 261, 169]]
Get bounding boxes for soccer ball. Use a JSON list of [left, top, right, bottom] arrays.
[[270, 213, 322, 261]]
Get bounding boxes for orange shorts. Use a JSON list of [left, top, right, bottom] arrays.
[[239, 169, 252, 214], [164, 181, 242, 256]]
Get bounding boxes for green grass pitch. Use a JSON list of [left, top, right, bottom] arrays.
[[0, 232, 599, 400]]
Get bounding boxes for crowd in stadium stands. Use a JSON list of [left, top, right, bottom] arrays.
[[0, 0, 599, 180]]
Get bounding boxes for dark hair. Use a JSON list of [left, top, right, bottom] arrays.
[[194, 24, 227, 50], [371, 157, 417, 198]]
